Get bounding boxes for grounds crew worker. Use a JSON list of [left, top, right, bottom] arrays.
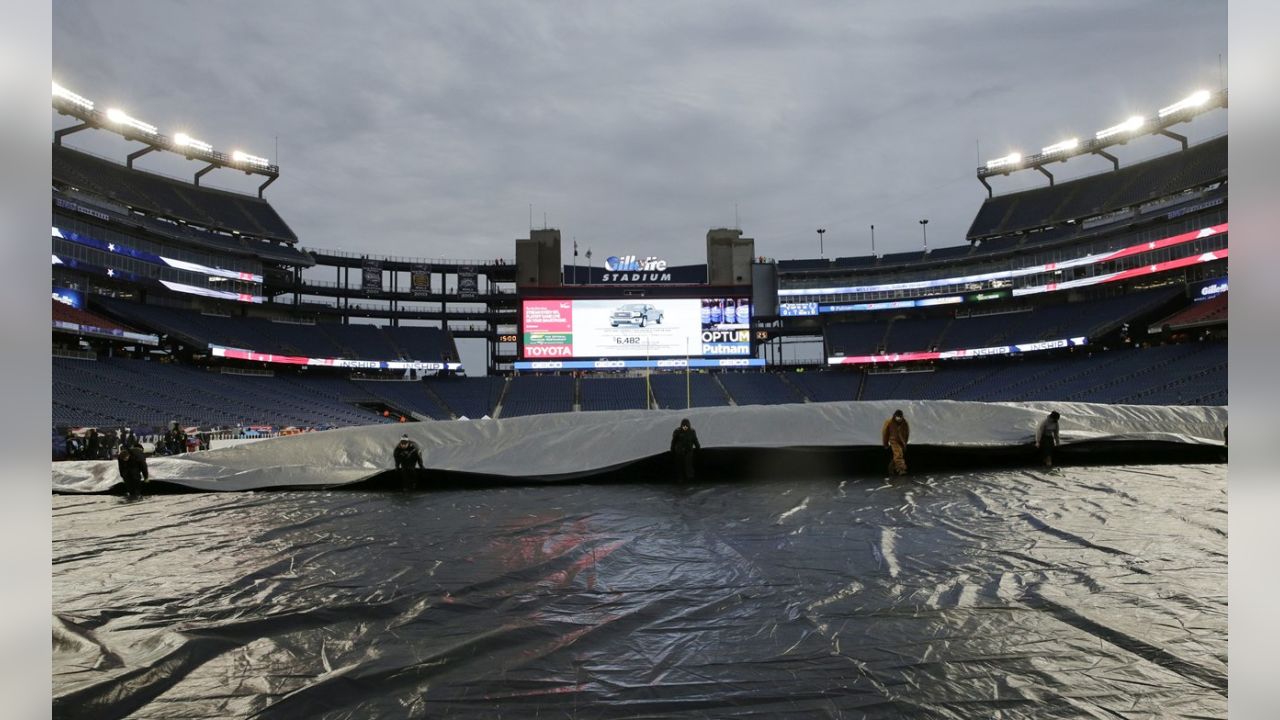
[[1036, 411, 1061, 468], [881, 409, 911, 476], [670, 418, 701, 482], [393, 434, 425, 490], [116, 445, 149, 499]]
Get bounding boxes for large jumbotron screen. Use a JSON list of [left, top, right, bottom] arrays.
[[521, 297, 751, 360]]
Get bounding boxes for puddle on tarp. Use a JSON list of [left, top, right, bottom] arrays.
[[53, 464, 1227, 719]]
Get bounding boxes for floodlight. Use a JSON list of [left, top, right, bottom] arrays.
[[1096, 115, 1145, 140], [104, 107, 158, 135], [985, 152, 1022, 170], [1041, 138, 1079, 155], [174, 133, 213, 153], [1158, 90, 1212, 118], [231, 150, 270, 167], [52, 81, 93, 111]]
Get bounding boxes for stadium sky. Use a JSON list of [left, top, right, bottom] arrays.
[[52, 0, 1226, 266]]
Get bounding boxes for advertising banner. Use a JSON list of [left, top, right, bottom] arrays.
[[362, 260, 382, 293], [457, 266, 478, 299], [209, 345, 463, 372], [522, 300, 574, 358], [1190, 276, 1227, 301], [780, 302, 819, 317], [411, 264, 432, 297], [520, 297, 751, 360]]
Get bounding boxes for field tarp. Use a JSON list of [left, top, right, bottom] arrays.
[[51, 400, 1227, 493]]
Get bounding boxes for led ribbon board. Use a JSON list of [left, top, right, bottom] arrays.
[[53, 253, 266, 303], [780, 223, 1227, 299], [513, 358, 766, 371], [53, 227, 264, 283], [1012, 249, 1228, 296], [209, 345, 462, 372], [827, 337, 1088, 366]]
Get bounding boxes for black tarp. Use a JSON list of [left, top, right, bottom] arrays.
[[53, 464, 1226, 718]]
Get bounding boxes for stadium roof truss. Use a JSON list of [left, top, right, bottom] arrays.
[[975, 88, 1227, 197], [52, 82, 280, 198]]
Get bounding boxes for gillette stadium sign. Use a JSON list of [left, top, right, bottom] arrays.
[[602, 255, 672, 282]]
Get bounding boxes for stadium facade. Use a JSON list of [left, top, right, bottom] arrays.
[[51, 83, 1227, 442]]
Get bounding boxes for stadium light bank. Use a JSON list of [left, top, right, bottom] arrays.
[[51, 81, 280, 198], [976, 87, 1226, 197]]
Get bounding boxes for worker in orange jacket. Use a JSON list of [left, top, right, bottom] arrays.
[[881, 409, 910, 476]]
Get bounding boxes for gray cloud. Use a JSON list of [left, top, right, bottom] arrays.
[[53, 0, 1226, 264]]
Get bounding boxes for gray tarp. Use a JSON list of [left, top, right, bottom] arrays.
[[51, 400, 1227, 493], [52, 463, 1228, 718]]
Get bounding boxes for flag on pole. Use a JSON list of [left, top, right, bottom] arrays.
[[573, 240, 578, 257]]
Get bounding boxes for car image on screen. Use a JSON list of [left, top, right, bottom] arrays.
[[610, 303, 664, 328]]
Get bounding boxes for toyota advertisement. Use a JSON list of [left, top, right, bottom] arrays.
[[522, 298, 751, 359]]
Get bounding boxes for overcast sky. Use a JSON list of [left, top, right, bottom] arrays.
[[53, 0, 1226, 266]]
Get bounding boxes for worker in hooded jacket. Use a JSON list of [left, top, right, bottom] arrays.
[[116, 445, 149, 499], [882, 409, 910, 476], [670, 418, 701, 482]]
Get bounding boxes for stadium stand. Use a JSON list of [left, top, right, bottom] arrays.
[[328, 323, 405, 360], [1149, 293, 1227, 332], [92, 298, 457, 362], [717, 372, 804, 406], [353, 380, 453, 420], [52, 356, 398, 428], [783, 370, 860, 403], [54, 190, 312, 265], [53, 145, 297, 242], [937, 309, 1036, 349], [884, 316, 951, 353], [500, 375, 575, 417], [924, 245, 973, 261], [52, 300, 140, 334], [650, 373, 730, 409], [826, 287, 1183, 358], [777, 258, 832, 271], [381, 326, 456, 364], [833, 255, 879, 269], [422, 376, 505, 419], [580, 377, 649, 411], [851, 341, 1226, 406], [860, 370, 941, 402], [826, 321, 888, 357], [877, 250, 925, 267], [967, 136, 1226, 240], [969, 235, 1022, 255]]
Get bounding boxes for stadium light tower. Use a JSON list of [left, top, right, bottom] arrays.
[[817, 228, 826, 258], [51, 85, 282, 197], [976, 87, 1227, 196], [919, 219, 929, 252], [174, 132, 213, 154], [870, 224, 876, 256]]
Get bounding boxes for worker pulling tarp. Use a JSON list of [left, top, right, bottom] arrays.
[[50, 400, 1228, 493]]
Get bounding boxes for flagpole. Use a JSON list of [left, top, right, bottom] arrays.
[[646, 336, 652, 410], [685, 338, 691, 409]]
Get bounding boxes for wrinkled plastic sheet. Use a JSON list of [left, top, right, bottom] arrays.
[[53, 464, 1226, 719], [52, 400, 1229, 493]]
